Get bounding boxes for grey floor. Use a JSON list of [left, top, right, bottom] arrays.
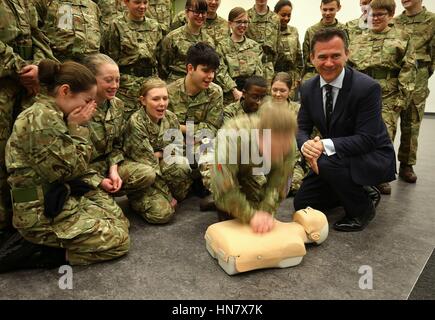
[[1, 116, 434, 300]]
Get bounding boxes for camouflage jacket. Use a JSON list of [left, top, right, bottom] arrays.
[[145, 0, 173, 33], [34, 0, 102, 61], [123, 107, 182, 173], [1, 0, 54, 78], [303, 19, 348, 73], [394, 7, 435, 76], [215, 36, 264, 93], [103, 13, 162, 69], [92, 0, 125, 30], [348, 26, 416, 108], [223, 100, 247, 124], [275, 25, 303, 88], [167, 77, 223, 138], [246, 6, 280, 63], [6, 94, 93, 189], [158, 24, 214, 82], [170, 10, 229, 45], [87, 98, 125, 185], [346, 16, 368, 43], [211, 114, 296, 224]]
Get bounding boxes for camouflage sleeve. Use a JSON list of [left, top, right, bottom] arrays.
[[107, 121, 126, 167], [28, 123, 93, 183], [295, 31, 304, 79], [102, 21, 121, 62], [122, 113, 158, 168], [30, 5, 57, 63], [0, 40, 26, 77], [157, 34, 172, 80], [214, 45, 237, 93], [31, 0, 47, 22], [398, 37, 417, 106], [254, 44, 264, 77], [211, 154, 256, 224], [223, 104, 236, 124], [257, 143, 297, 214], [195, 86, 224, 136], [302, 29, 312, 71], [170, 11, 185, 31]]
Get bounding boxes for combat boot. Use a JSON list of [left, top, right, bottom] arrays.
[[399, 164, 417, 183], [377, 182, 391, 195]]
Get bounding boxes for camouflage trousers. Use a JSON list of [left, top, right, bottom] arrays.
[[13, 188, 130, 265], [89, 159, 156, 196], [0, 78, 22, 230], [381, 95, 404, 143], [398, 68, 430, 166], [130, 157, 192, 224]]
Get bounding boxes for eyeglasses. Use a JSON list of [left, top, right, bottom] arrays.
[[233, 20, 249, 26], [187, 9, 207, 17], [370, 12, 388, 19], [248, 94, 267, 102]]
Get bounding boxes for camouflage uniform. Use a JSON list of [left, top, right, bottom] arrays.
[[170, 10, 229, 46], [103, 13, 163, 119], [167, 77, 224, 138], [145, 0, 173, 34], [285, 101, 306, 193], [93, 0, 125, 30], [223, 99, 250, 124], [0, 0, 54, 230], [394, 7, 435, 166], [348, 26, 416, 142], [210, 114, 297, 223], [34, 0, 102, 61], [346, 17, 368, 43], [302, 20, 348, 82], [158, 24, 215, 82], [87, 98, 155, 196], [123, 107, 192, 224], [5, 95, 130, 265], [216, 36, 264, 105], [275, 25, 304, 99], [246, 6, 281, 85]]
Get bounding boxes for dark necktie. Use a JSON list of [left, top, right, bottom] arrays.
[[325, 84, 333, 129]]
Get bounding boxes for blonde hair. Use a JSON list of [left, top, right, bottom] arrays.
[[258, 98, 298, 136], [81, 53, 117, 75], [139, 77, 167, 97]]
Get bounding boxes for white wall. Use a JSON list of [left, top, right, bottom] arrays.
[[174, 0, 435, 112]]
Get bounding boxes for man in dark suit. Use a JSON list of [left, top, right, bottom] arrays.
[[294, 28, 396, 232]]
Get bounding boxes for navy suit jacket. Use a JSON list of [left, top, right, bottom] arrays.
[[297, 67, 396, 186]]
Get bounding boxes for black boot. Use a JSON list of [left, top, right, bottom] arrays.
[[0, 231, 66, 273]]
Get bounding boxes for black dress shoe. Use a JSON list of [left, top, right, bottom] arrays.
[[334, 203, 376, 232], [333, 217, 366, 232]]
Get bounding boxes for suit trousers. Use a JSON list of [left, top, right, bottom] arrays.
[[294, 154, 371, 219]]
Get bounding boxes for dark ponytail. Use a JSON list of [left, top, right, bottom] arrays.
[[38, 59, 96, 95]]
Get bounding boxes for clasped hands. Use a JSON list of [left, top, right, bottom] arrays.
[[302, 136, 324, 175]]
